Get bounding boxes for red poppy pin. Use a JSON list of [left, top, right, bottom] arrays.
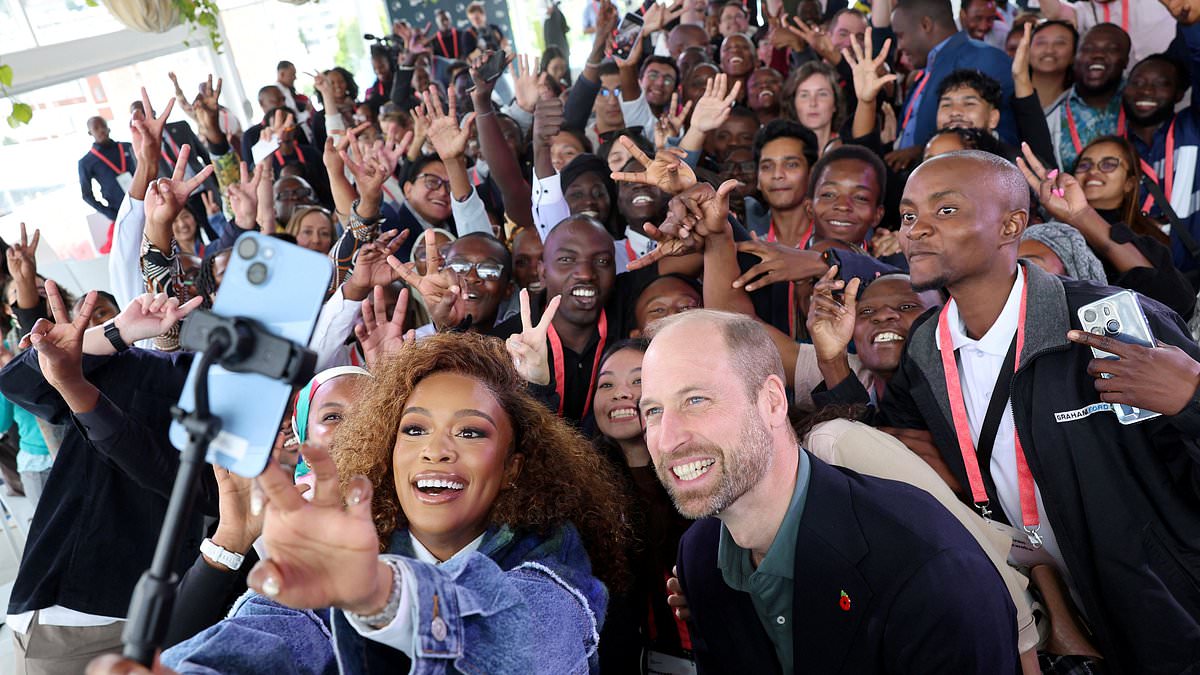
[[839, 590, 851, 611]]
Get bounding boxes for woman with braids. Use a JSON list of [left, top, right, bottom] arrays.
[[161, 331, 630, 674]]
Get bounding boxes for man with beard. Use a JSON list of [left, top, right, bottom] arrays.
[[638, 307, 1018, 674], [1124, 22, 1200, 274], [614, 157, 672, 272], [747, 67, 783, 125], [719, 34, 754, 100], [1044, 23, 1130, 170]]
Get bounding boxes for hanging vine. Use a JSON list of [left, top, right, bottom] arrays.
[[0, 62, 32, 128]]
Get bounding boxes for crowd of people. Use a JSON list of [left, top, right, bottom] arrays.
[[15, 0, 1200, 672]]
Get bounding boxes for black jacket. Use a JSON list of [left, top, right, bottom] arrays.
[[677, 453, 1018, 674], [819, 261, 1200, 674], [0, 348, 218, 618]]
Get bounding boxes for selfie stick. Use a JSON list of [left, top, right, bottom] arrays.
[[122, 311, 316, 665]]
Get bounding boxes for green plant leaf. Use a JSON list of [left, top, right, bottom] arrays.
[[10, 103, 32, 125], [0, 65, 12, 88], [85, 0, 98, 6]]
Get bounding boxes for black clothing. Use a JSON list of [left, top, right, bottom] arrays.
[[78, 141, 136, 221]]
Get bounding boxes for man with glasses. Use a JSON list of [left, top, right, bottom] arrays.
[[438, 233, 515, 331], [616, 55, 682, 146]]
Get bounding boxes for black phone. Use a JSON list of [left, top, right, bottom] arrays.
[[476, 49, 507, 83], [612, 12, 644, 60]]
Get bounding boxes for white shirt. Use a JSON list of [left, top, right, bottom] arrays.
[[346, 533, 486, 653], [937, 268, 1068, 574], [532, 173, 570, 241], [8, 607, 123, 636], [615, 226, 656, 273]]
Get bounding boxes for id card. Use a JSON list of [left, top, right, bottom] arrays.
[[990, 520, 1056, 568], [116, 171, 134, 192], [646, 650, 697, 675]]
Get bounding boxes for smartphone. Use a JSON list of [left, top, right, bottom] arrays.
[[477, 50, 507, 83], [612, 12, 644, 60], [1076, 290, 1161, 425], [169, 233, 333, 476]]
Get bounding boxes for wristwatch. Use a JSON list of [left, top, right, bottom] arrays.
[[103, 321, 129, 352], [200, 537, 246, 571]]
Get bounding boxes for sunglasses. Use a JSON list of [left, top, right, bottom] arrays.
[[597, 126, 645, 144], [446, 259, 505, 280], [1074, 156, 1124, 174]]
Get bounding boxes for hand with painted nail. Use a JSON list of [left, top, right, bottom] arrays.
[[207, 466, 263, 568], [248, 443, 386, 613], [1015, 142, 1089, 224]]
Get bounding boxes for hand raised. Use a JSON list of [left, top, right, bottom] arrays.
[[505, 289, 562, 385], [227, 161, 266, 230], [610, 136, 697, 195], [6, 222, 39, 286], [688, 73, 742, 134], [414, 85, 476, 161], [248, 444, 384, 613], [843, 28, 896, 104], [355, 285, 415, 368], [27, 280, 96, 389], [732, 233, 829, 291], [511, 53, 542, 113], [110, 291, 204, 344], [1016, 142, 1089, 224], [805, 266, 861, 363], [344, 230, 411, 300]]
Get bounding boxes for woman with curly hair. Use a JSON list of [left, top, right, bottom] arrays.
[[162, 331, 631, 674]]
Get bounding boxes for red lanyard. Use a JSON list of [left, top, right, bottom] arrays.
[[901, 70, 928, 133], [436, 28, 459, 58], [624, 239, 637, 265], [547, 309, 608, 418], [89, 145, 127, 175], [275, 147, 306, 166], [1064, 98, 1125, 155], [375, 81, 385, 96], [1101, 0, 1130, 33], [767, 218, 812, 338], [1137, 118, 1176, 213], [382, 183, 399, 205], [937, 281, 1042, 545]]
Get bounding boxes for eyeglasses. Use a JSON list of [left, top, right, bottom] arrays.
[[720, 160, 757, 174], [643, 72, 676, 87], [446, 258, 505, 280], [599, 87, 623, 98], [277, 187, 313, 200], [1074, 156, 1123, 174], [414, 245, 451, 262], [415, 173, 450, 192]]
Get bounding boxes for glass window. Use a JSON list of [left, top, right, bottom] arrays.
[[0, 0, 36, 54]]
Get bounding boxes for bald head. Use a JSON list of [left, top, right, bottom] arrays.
[[544, 214, 614, 259], [668, 23, 709, 58], [646, 309, 785, 400], [917, 150, 1029, 212]]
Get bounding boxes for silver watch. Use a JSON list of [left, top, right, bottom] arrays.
[[200, 538, 245, 571]]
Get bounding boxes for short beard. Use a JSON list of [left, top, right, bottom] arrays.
[[910, 273, 949, 293], [659, 411, 774, 519], [1125, 101, 1175, 128], [1075, 76, 1121, 100]]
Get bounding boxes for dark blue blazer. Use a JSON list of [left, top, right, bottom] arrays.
[[904, 31, 1017, 149], [676, 453, 1019, 675]]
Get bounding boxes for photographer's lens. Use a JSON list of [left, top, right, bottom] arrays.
[[247, 262, 268, 285], [238, 237, 259, 260], [1105, 319, 1121, 334]]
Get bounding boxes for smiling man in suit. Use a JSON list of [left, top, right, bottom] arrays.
[[639, 306, 1019, 675]]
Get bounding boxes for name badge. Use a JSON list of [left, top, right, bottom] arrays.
[[989, 519, 1056, 568], [646, 650, 697, 675]]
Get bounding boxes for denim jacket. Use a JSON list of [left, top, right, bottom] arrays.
[[162, 523, 606, 675]]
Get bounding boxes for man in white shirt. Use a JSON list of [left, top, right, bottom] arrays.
[[819, 149, 1200, 673]]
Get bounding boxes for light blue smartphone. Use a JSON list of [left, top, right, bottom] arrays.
[[169, 233, 332, 476]]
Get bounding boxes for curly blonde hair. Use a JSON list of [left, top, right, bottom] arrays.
[[332, 331, 632, 590]]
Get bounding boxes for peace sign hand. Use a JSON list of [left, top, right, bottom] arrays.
[[388, 229, 463, 327], [506, 289, 562, 385], [144, 144, 216, 234], [7, 222, 40, 287], [355, 285, 415, 368], [27, 280, 97, 391], [610, 136, 697, 195], [130, 87, 175, 166], [227, 161, 266, 230], [192, 74, 224, 144], [1016, 141, 1088, 224]]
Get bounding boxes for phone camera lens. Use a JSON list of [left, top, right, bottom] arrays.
[[237, 237, 258, 260], [1083, 309, 1097, 322], [247, 262, 268, 286], [1105, 319, 1121, 334]]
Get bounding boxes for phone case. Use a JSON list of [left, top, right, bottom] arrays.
[[169, 233, 333, 476], [1076, 290, 1161, 425], [612, 12, 644, 59]]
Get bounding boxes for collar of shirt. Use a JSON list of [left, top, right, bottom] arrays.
[[409, 531, 485, 566], [717, 450, 811, 589], [623, 226, 655, 257], [926, 33, 954, 69], [405, 202, 439, 231], [938, 265, 1025, 356]]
